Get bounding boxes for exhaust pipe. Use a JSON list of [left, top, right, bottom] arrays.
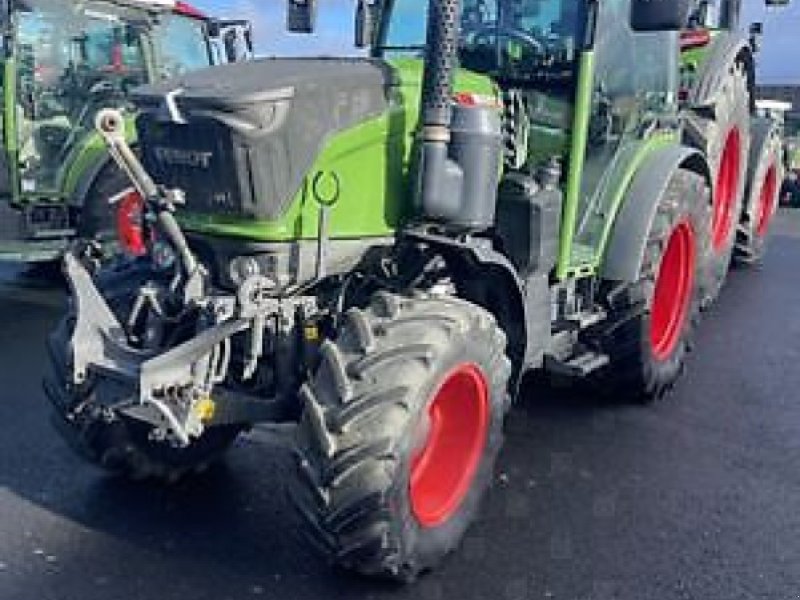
[[420, 0, 461, 142]]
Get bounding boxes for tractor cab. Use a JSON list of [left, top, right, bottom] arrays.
[[379, 0, 586, 164], [11, 0, 217, 197], [372, 0, 682, 277]]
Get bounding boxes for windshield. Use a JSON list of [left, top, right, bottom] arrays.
[[380, 0, 584, 85], [151, 14, 212, 79], [16, 0, 147, 193]]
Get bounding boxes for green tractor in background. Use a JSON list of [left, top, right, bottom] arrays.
[[45, 0, 787, 582], [680, 0, 788, 276], [0, 0, 252, 262]]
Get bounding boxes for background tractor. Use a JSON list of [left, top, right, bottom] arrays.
[[0, 0, 252, 263], [46, 0, 787, 582], [680, 0, 789, 276]]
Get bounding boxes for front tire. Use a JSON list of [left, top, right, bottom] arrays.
[[290, 292, 511, 581]]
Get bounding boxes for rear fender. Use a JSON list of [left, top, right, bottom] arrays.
[[601, 146, 711, 282], [687, 32, 754, 112]]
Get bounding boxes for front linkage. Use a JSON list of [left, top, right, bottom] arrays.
[[58, 110, 318, 448]]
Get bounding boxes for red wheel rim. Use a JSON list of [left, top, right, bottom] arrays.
[[650, 221, 696, 361], [755, 164, 778, 237], [116, 189, 147, 257], [410, 364, 490, 529], [712, 128, 742, 252]]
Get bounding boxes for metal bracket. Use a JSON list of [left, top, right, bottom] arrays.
[[65, 252, 151, 386], [164, 88, 187, 125]]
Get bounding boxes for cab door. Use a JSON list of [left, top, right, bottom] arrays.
[[567, 0, 680, 271]]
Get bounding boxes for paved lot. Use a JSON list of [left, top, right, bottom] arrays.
[[1, 211, 800, 600]]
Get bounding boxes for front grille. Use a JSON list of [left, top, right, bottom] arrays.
[[139, 117, 251, 218]]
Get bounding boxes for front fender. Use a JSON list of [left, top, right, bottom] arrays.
[[69, 151, 115, 208], [403, 230, 537, 385], [65, 117, 138, 208], [601, 146, 711, 283]]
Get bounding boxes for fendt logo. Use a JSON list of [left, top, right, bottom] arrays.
[[153, 147, 214, 170]]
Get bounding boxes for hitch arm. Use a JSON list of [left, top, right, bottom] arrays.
[[94, 109, 202, 283]]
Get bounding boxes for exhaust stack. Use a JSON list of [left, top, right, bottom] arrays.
[[416, 0, 502, 231], [420, 0, 461, 140]]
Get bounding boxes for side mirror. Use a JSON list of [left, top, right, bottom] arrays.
[[287, 0, 318, 34], [630, 0, 691, 32], [749, 21, 764, 52], [223, 29, 239, 63], [1, 0, 11, 57], [355, 0, 379, 49], [0, 0, 12, 36]]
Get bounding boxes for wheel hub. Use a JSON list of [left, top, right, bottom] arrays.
[[410, 364, 489, 529], [650, 221, 696, 361]]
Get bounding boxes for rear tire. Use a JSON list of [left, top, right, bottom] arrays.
[[290, 292, 511, 581], [685, 63, 751, 307], [594, 169, 706, 403], [734, 121, 783, 265]]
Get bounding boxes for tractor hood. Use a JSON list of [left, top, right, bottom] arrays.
[[132, 58, 395, 221]]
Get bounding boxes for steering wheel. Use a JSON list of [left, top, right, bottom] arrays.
[[468, 24, 547, 56]]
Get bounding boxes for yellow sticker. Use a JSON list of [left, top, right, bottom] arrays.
[[196, 398, 217, 424], [304, 325, 321, 342]]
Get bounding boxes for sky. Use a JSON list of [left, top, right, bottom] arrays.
[[192, 0, 800, 84]]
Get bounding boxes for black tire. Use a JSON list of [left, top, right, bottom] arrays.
[[78, 162, 131, 243], [593, 169, 707, 403], [734, 120, 783, 265], [684, 63, 751, 307], [44, 261, 243, 482], [290, 292, 511, 581]]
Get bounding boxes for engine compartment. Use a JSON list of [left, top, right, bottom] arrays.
[[133, 58, 394, 222]]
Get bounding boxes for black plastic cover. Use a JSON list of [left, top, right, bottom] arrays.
[[133, 58, 394, 221], [496, 173, 562, 276]]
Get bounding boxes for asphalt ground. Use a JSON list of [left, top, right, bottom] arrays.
[[1, 211, 800, 600]]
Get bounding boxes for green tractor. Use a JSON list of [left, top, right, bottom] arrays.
[[45, 0, 786, 582], [0, 0, 252, 262], [679, 0, 787, 278]]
